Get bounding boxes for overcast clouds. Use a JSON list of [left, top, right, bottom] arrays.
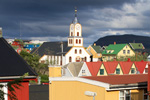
[[0, 0, 150, 46]]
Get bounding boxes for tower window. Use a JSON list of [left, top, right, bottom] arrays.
[[84, 57, 87, 62], [71, 32, 73, 36], [76, 39, 78, 44], [77, 32, 79, 36], [79, 39, 81, 44], [69, 56, 72, 62], [79, 49, 82, 54], [75, 49, 77, 54]]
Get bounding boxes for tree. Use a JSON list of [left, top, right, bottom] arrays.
[[20, 49, 48, 74]]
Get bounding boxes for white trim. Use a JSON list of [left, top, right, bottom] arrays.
[[0, 76, 37, 79], [49, 77, 109, 89], [107, 86, 147, 91], [0, 83, 8, 100]]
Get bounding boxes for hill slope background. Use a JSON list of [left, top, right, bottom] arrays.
[[94, 34, 150, 53]]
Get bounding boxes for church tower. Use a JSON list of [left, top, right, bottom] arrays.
[[68, 8, 83, 47]]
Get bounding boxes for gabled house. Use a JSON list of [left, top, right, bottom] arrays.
[[102, 43, 135, 61], [102, 61, 123, 75], [129, 43, 145, 52], [78, 62, 91, 76], [31, 41, 71, 66], [86, 43, 103, 62], [85, 62, 102, 76], [0, 37, 37, 100], [119, 61, 137, 74], [49, 74, 149, 100], [134, 61, 148, 74], [62, 62, 84, 77]]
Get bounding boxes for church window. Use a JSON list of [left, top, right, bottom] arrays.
[[77, 32, 79, 36], [79, 49, 82, 54], [79, 39, 81, 44], [71, 39, 72, 44], [76, 39, 78, 44], [71, 32, 73, 36], [84, 57, 87, 62], [75, 49, 77, 54], [69, 56, 72, 62]]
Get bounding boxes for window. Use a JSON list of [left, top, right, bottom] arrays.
[[116, 68, 120, 74], [77, 32, 79, 36], [127, 50, 130, 54], [100, 69, 104, 75], [76, 39, 78, 44], [71, 32, 73, 36], [120, 90, 131, 100], [84, 57, 87, 62], [144, 89, 148, 100], [123, 50, 126, 54], [71, 39, 72, 44], [75, 49, 77, 54], [79, 39, 81, 44], [79, 49, 82, 54], [131, 68, 135, 74], [82, 70, 86, 76], [145, 68, 148, 73], [69, 56, 72, 62]]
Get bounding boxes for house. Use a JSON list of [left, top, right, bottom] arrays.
[[102, 43, 135, 61], [31, 41, 71, 66], [49, 74, 149, 100], [62, 62, 84, 77], [86, 43, 103, 62], [65, 8, 91, 64], [134, 61, 148, 74], [0, 37, 37, 100], [129, 43, 145, 52], [24, 43, 41, 51]]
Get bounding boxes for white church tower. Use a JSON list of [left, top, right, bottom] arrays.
[[65, 8, 90, 64], [68, 9, 83, 47]]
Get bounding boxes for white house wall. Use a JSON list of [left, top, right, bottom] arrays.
[[78, 62, 91, 77], [65, 47, 90, 64], [93, 58, 98, 62]]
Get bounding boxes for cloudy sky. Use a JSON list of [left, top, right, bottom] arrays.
[[0, 0, 150, 46]]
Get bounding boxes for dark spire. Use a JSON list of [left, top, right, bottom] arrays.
[[72, 7, 78, 24]]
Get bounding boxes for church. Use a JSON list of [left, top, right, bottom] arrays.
[[65, 8, 91, 64]]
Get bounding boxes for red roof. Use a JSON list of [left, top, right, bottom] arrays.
[[119, 61, 133, 74], [103, 61, 118, 74], [86, 62, 102, 76], [134, 61, 148, 73], [83, 74, 148, 85]]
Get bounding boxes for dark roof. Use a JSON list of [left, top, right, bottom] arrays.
[[91, 45, 102, 53], [31, 41, 71, 57], [83, 74, 147, 85], [0, 37, 37, 77]]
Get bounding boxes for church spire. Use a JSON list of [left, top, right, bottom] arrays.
[[73, 7, 78, 24]]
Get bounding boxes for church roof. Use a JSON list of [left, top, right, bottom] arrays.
[[31, 41, 71, 57], [0, 37, 37, 77]]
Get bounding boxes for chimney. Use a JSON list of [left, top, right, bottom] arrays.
[[114, 42, 116, 45], [127, 58, 131, 62], [0, 27, 2, 37], [94, 43, 96, 46]]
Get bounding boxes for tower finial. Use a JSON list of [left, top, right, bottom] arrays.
[[75, 7, 77, 17]]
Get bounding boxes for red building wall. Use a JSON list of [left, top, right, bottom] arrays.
[[8, 82, 29, 100]]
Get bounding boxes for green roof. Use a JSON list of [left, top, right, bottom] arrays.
[[102, 44, 127, 55], [91, 45, 102, 53], [129, 43, 144, 49]]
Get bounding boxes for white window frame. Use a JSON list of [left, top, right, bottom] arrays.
[[0, 83, 8, 100], [119, 90, 131, 100], [123, 50, 126, 54]]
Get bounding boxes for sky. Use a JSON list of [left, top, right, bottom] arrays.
[[0, 0, 150, 46]]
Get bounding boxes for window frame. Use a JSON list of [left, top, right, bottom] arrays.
[[116, 68, 120, 74], [100, 69, 104, 75], [119, 90, 131, 100]]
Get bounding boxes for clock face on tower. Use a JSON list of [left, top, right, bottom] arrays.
[[76, 25, 80, 30]]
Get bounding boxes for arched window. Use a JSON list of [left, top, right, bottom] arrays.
[[71, 39, 72, 44], [71, 32, 73, 36], [79, 49, 82, 54], [84, 57, 87, 62], [76, 39, 78, 44], [75, 49, 77, 54], [69, 56, 72, 62], [79, 39, 81, 44], [77, 32, 79, 36]]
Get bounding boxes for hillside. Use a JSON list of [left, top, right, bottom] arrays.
[[94, 34, 150, 53]]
